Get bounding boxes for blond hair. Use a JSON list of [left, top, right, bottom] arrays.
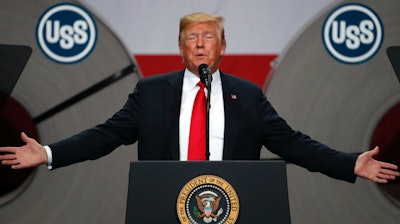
[[179, 12, 226, 46]]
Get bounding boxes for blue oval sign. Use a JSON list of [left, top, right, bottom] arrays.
[[36, 3, 97, 64], [322, 3, 383, 64]]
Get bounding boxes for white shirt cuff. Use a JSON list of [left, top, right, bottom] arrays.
[[43, 145, 53, 170]]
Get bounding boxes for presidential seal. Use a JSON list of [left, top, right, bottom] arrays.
[[177, 175, 239, 224]]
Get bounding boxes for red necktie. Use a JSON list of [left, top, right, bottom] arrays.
[[188, 81, 207, 160]]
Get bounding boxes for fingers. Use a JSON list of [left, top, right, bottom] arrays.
[[1, 159, 19, 166], [0, 147, 17, 154], [378, 172, 396, 180], [371, 164, 400, 183], [0, 153, 16, 160], [0, 153, 18, 167], [368, 171, 392, 184], [380, 162, 399, 171], [373, 177, 388, 184], [379, 161, 399, 179], [375, 172, 397, 183], [380, 167, 400, 177], [0, 147, 17, 163], [11, 164, 25, 169], [0, 156, 25, 169], [1, 156, 28, 169]]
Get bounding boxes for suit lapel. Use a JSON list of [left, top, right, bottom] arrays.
[[164, 71, 184, 160], [220, 73, 241, 160]]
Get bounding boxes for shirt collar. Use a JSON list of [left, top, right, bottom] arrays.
[[183, 68, 221, 93]]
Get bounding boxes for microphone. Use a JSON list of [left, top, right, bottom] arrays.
[[198, 64, 212, 86]]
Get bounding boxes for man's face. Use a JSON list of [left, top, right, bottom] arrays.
[[179, 22, 226, 76]]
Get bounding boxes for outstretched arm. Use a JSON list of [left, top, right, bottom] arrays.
[[355, 146, 399, 183], [0, 132, 48, 169]]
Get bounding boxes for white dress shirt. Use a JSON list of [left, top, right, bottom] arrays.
[[179, 69, 225, 161]]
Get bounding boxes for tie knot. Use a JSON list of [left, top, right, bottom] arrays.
[[197, 81, 205, 89]]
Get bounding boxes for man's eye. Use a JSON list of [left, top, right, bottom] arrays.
[[187, 35, 197, 41]]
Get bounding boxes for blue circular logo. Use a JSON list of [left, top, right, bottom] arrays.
[[36, 3, 97, 64], [322, 3, 383, 64]]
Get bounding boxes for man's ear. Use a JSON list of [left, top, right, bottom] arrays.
[[179, 42, 184, 58], [220, 44, 226, 58]]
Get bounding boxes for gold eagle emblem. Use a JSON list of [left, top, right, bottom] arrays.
[[195, 191, 223, 223]]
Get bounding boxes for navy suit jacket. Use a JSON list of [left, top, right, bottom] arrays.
[[50, 70, 357, 182]]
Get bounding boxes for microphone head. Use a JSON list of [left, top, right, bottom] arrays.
[[198, 64, 211, 85]]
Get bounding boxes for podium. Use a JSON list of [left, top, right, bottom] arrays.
[[125, 161, 291, 224]]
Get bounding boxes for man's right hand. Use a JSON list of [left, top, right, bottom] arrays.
[[0, 132, 48, 169]]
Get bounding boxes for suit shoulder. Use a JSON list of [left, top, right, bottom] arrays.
[[139, 70, 184, 83], [221, 72, 262, 91], [136, 70, 184, 89]]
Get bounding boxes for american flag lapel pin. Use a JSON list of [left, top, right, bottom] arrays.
[[231, 94, 238, 100]]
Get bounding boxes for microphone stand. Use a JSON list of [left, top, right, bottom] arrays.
[[199, 64, 212, 160], [205, 73, 212, 160]]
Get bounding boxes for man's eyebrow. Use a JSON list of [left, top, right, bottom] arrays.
[[186, 29, 213, 34]]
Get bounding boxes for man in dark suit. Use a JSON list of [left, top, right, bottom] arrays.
[[0, 12, 398, 183]]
